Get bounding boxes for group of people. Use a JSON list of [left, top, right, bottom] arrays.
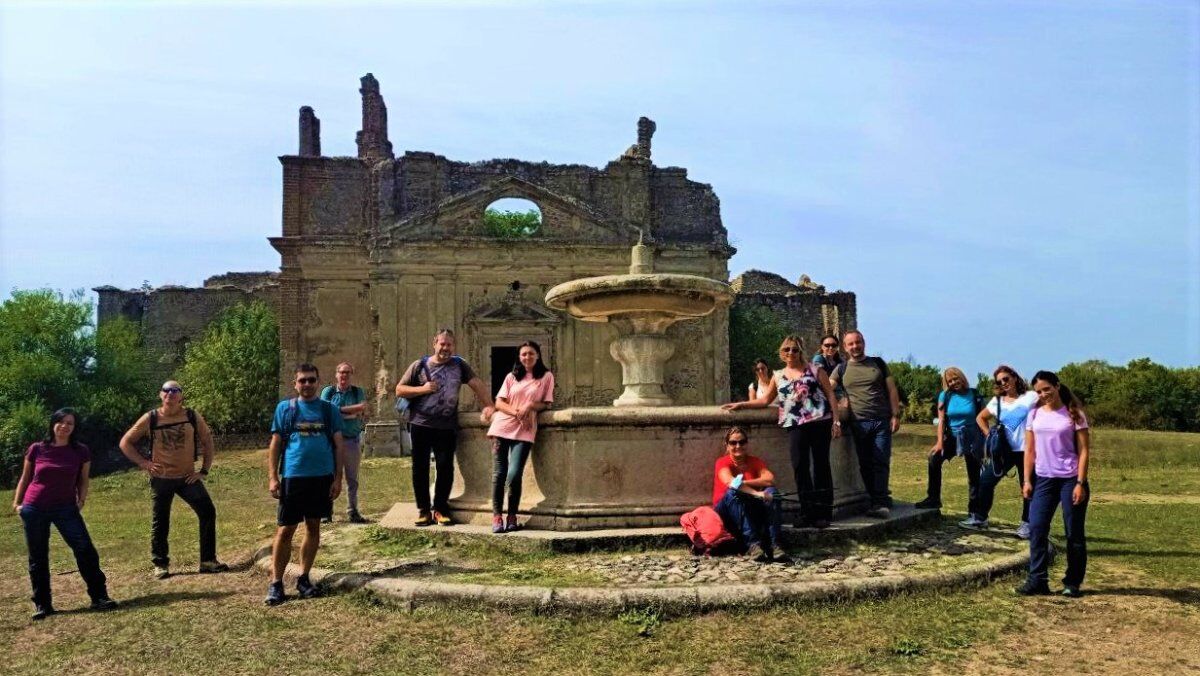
[[12, 326, 1090, 619], [718, 329, 1091, 597]]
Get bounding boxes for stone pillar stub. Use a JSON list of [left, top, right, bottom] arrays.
[[299, 106, 321, 157], [356, 73, 393, 162]]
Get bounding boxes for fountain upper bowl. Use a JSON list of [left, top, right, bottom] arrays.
[[545, 273, 733, 324]]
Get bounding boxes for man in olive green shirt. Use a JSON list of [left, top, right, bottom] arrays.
[[828, 330, 902, 518]]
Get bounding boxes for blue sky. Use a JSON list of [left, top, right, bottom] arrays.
[[2, 1, 1197, 380]]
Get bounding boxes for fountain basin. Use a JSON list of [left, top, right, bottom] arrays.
[[545, 273, 733, 331]]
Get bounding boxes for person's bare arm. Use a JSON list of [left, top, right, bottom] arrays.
[[886, 376, 902, 432], [467, 377, 495, 411], [1073, 428, 1091, 505], [743, 467, 775, 489], [817, 370, 842, 437], [119, 414, 161, 476], [11, 457, 34, 511], [267, 434, 283, 498], [1022, 429, 1037, 499], [931, 403, 946, 456], [196, 413, 215, 476], [330, 433, 345, 500], [722, 379, 778, 411], [976, 404, 994, 437], [395, 380, 436, 398]]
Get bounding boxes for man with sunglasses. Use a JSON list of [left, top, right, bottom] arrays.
[[119, 381, 227, 580], [265, 363, 345, 606]]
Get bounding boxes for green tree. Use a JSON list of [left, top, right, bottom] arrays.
[[887, 360, 944, 424], [174, 301, 279, 435], [483, 208, 541, 238], [727, 304, 791, 401], [0, 290, 152, 486]]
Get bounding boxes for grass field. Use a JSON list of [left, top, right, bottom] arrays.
[[2, 426, 1198, 675]]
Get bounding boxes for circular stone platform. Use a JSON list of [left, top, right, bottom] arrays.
[[251, 508, 1033, 615]]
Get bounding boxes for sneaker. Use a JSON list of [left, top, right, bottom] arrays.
[[913, 497, 941, 509], [1061, 585, 1083, 598], [431, 510, 453, 526], [745, 543, 772, 563], [199, 560, 229, 574], [772, 551, 795, 565], [321, 515, 333, 524], [505, 515, 520, 532], [296, 574, 320, 599], [264, 581, 287, 606], [347, 510, 368, 524], [866, 506, 890, 519], [1014, 580, 1052, 596], [414, 511, 434, 527], [958, 515, 988, 530], [492, 515, 505, 534], [1016, 521, 1031, 540], [90, 597, 119, 611], [153, 565, 171, 580], [31, 603, 55, 621]]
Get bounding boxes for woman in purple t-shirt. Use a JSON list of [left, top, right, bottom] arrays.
[[1015, 372, 1091, 598], [11, 408, 117, 620]]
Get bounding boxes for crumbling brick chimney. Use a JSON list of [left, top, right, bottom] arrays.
[[356, 73, 393, 162]]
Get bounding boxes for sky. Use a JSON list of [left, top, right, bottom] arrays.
[[1, 0, 1197, 380]]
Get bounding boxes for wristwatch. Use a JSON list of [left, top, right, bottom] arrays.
[[199, 469, 210, 476]]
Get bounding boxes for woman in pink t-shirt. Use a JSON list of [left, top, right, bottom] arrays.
[[1017, 371, 1091, 598], [486, 341, 555, 533], [11, 408, 117, 620]]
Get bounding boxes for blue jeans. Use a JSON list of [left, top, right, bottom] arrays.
[[924, 425, 983, 515], [850, 419, 893, 507], [714, 487, 783, 550], [491, 438, 532, 516], [976, 449, 1030, 523], [19, 504, 109, 606], [1027, 476, 1089, 588]]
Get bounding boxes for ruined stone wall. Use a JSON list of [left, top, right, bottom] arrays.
[[731, 270, 858, 358]]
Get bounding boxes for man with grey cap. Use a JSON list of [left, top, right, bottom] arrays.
[[119, 380, 227, 579]]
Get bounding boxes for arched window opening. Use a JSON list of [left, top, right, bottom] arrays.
[[483, 198, 541, 238]]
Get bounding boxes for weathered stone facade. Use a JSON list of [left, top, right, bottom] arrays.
[[731, 269, 857, 353], [94, 272, 278, 384]]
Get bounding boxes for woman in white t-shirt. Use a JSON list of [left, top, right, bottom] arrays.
[[486, 341, 555, 533], [746, 359, 774, 403], [975, 365, 1040, 539]]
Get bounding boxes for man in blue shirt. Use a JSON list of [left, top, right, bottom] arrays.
[[265, 363, 345, 606], [320, 361, 367, 524]]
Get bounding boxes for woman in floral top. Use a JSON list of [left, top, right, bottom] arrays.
[[724, 335, 841, 528]]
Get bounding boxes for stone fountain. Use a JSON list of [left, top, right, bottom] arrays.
[[417, 242, 869, 530]]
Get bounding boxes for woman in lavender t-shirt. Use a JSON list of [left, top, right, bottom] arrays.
[[486, 341, 555, 533], [1016, 371, 1092, 598], [11, 408, 118, 619]]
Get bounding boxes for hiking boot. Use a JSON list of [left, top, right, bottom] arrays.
[[1061, 585, 1083, 598], [265, 581, 287, 606], [31, 603, 55, 621], [153, 565, 170, 580], [913, 497, 941, 509], [1014, 580, 1052, 596], [866, 506, 890, 519], [90, 597, 119, 611], [414, 511, 434, 527], [347, 510, 368, 524], [1016, 521, 1032, 540], [199, 560, 229, 574], [431, 510, 453, 526], [296, 574, 320, 599], [505, 515, 520, 532], [492, 515, 505, 534]]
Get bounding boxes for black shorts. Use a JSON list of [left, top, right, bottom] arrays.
[[277, 475, 334, 526]]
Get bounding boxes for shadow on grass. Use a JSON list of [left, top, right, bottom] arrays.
[[1085, 587, 1200, 605]]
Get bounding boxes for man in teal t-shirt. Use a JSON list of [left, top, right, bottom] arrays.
[[265, 363, 344, 607], [320, 361, 367, 523]]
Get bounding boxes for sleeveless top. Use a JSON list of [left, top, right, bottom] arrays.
[[775, 365, 830, 428]]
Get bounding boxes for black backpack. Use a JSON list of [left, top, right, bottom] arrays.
[[148, 407, 200, 460]]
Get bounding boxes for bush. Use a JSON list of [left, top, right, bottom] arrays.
[[887, 360, 943, 424], [483, 208, 541, 238], [0, 290, 154, 487], [728, 304, 792, 400], [174, 301, 279, 435]]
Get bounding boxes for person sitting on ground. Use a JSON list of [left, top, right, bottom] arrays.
[[1016, 370, 1091, 598], [916, 367, 987, 528], [265, 363, 345, 606], [12, 408, 118, 620], [711, 426, 789, 563], [486, 341, 555, 533], [119, 380, 227, 579], [975, 365, 1040, 539]]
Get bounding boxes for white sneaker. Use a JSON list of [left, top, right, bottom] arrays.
[[958, 515, 987, 530], [1016, 521, 1031, 540], [153, 565, 170, 580]]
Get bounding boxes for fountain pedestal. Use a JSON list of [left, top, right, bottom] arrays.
[[609, 333, 675, 407]]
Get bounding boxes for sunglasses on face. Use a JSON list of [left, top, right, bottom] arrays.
[[297, 377, 318, 385], [161, 387, 182, 394], [780, 347, 800, 353], [997, 377, 1012, 385], [337, 371, 352, 375], [727, 439, 747, 446], [822, 343, 838, 349]]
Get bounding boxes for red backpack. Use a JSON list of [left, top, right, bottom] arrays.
[[680, 506, 736, 556]]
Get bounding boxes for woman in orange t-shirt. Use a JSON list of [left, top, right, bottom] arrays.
[[485, 341, 555, 533]]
